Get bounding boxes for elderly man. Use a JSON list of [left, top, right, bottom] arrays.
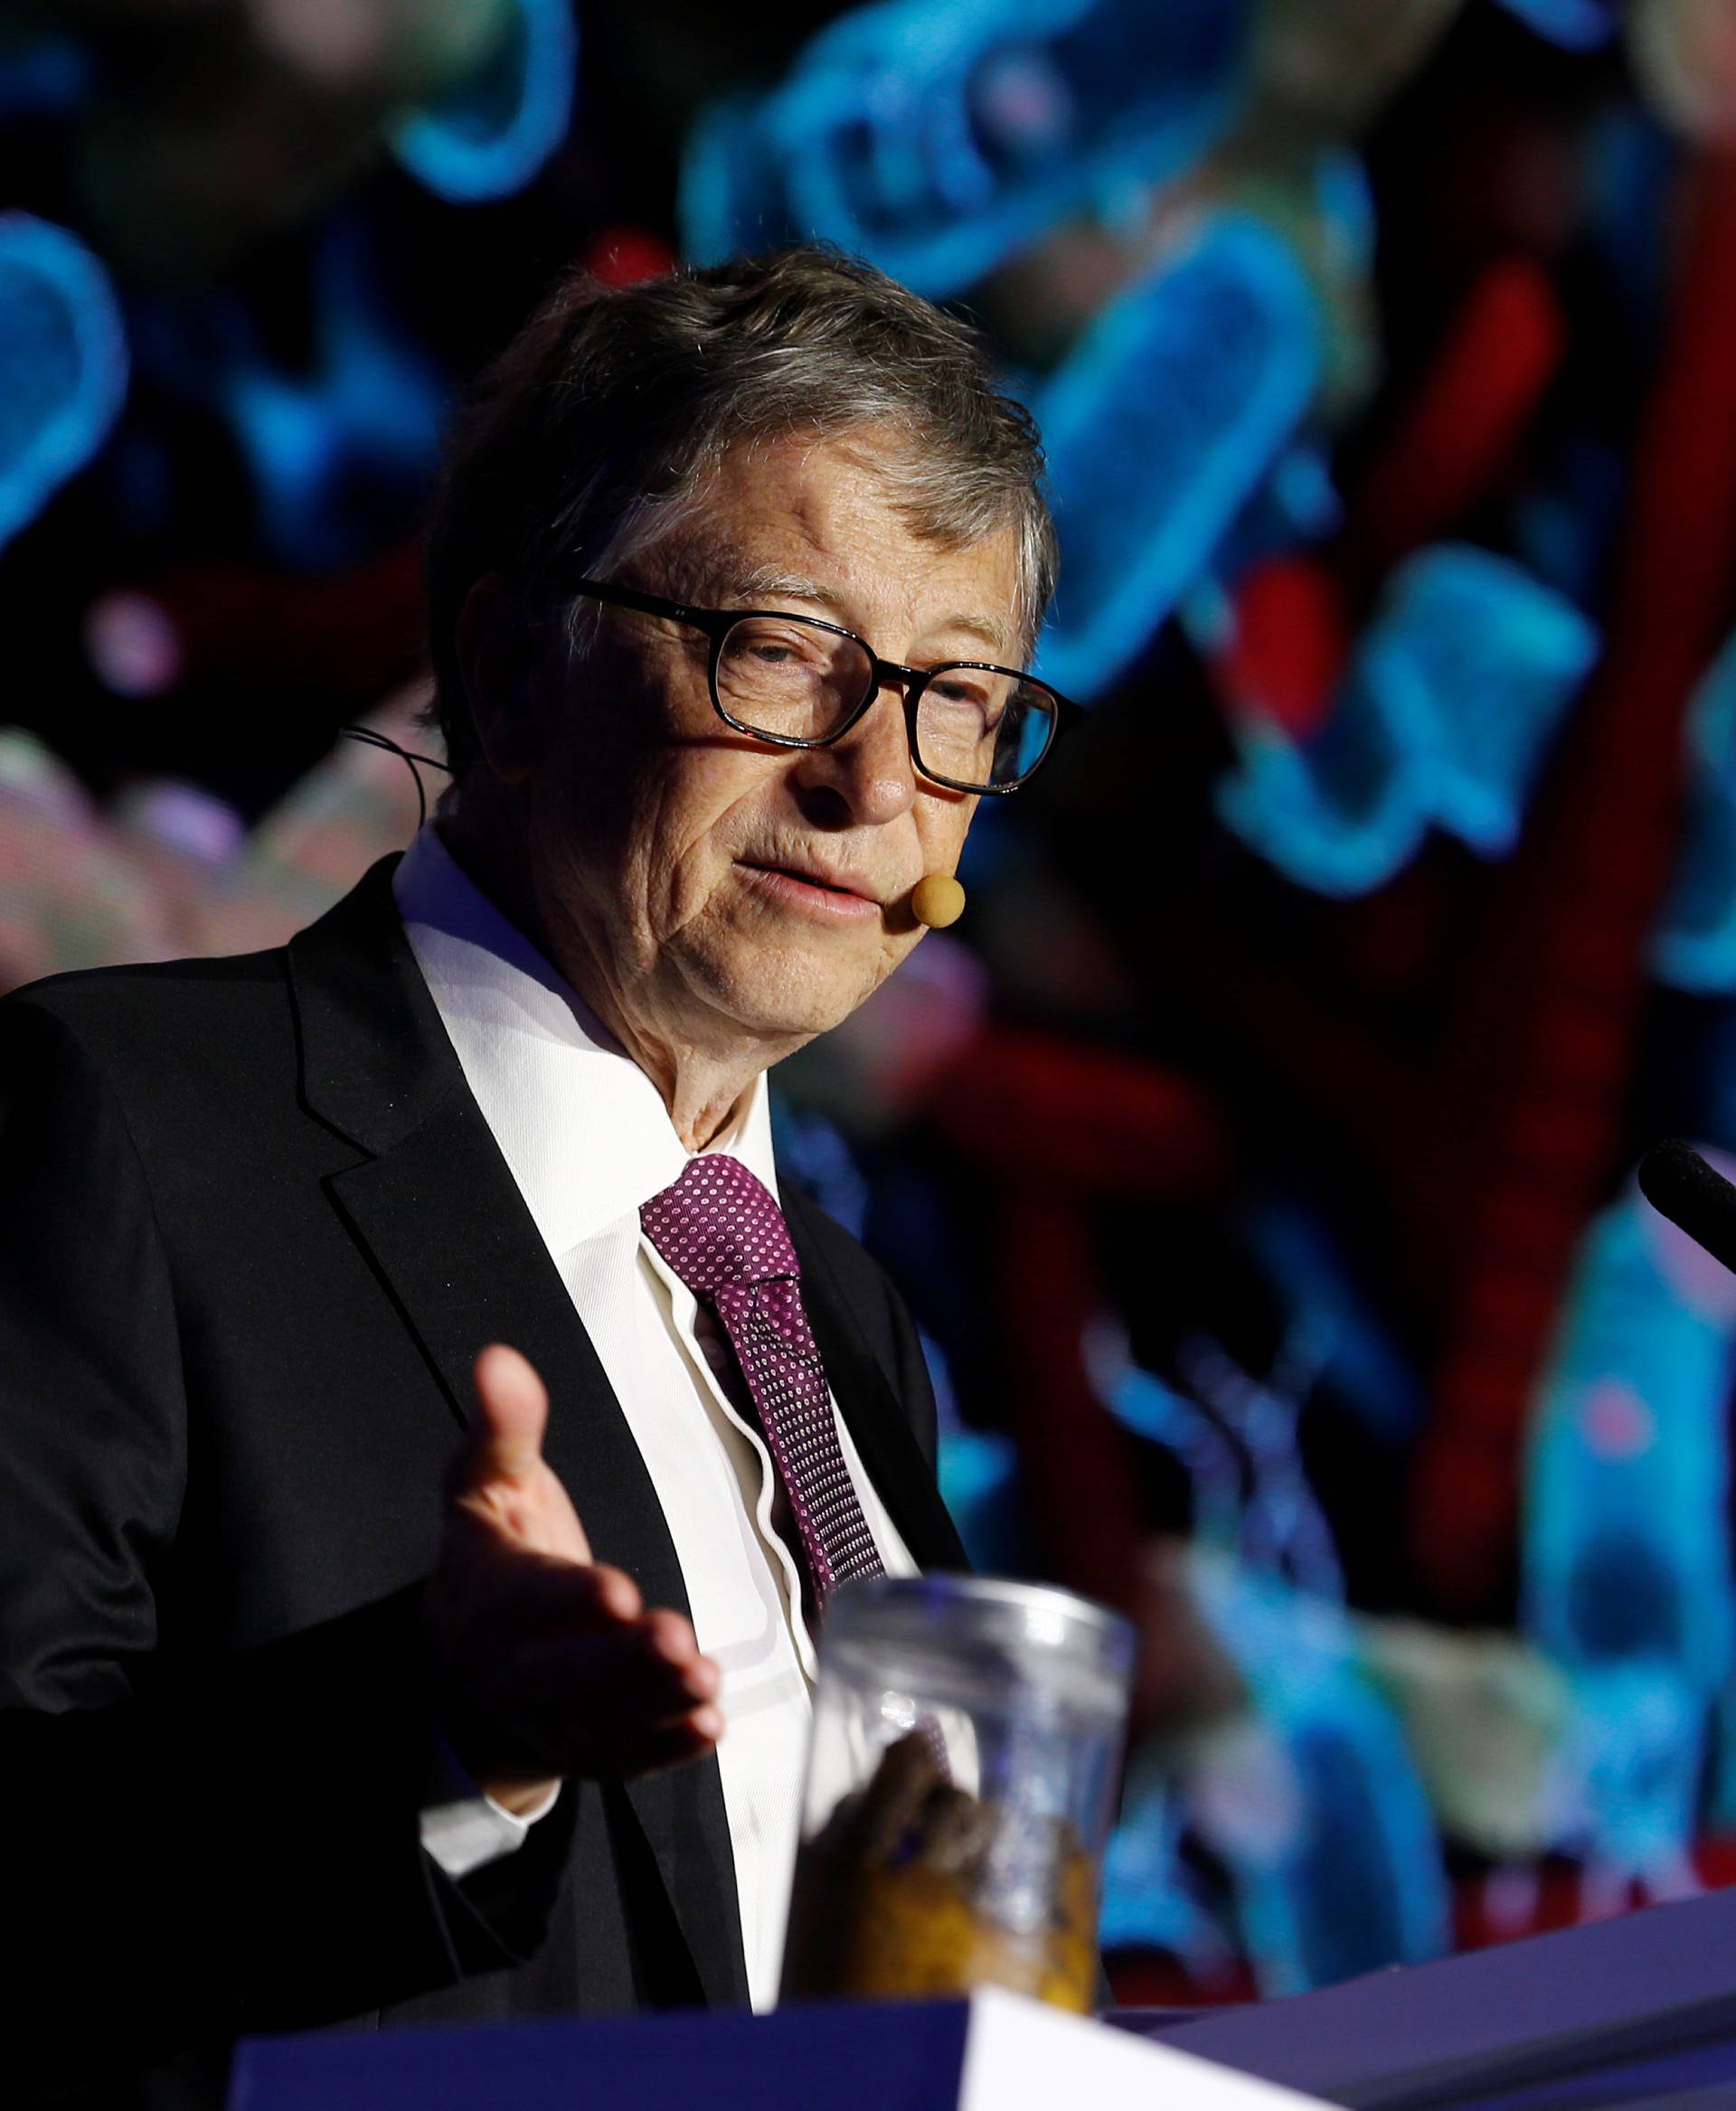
[[0, 247, 1071, 2108]]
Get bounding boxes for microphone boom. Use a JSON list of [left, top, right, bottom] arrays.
[[1637, 1140, 1736, 1277]]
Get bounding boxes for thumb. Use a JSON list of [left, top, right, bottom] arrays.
[[444, 1343, 597, 1569], [456, 1342, 552, 1492]]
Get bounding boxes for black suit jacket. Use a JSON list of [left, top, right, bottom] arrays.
[[0, 857, 967, 2109]]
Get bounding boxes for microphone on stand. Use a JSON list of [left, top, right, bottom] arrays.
[[1637, 1140, 1736, 1276], [910, 874, 966, 929]]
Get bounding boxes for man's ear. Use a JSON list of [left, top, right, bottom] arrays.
[[455, 574, 548, 785]]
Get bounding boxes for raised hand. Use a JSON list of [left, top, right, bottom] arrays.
[[424, 1343, 723, 1811]]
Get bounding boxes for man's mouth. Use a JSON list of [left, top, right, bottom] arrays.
[[739, 859, 885, 917], [747, 857, 882, 899]]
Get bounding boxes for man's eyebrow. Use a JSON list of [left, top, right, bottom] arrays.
[[931, 610, 1020, 659], [731, 564, 833, 605], [722, 566, 1022, 663]]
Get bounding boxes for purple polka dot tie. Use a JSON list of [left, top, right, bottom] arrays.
[[641, 1155, 885, 1607]]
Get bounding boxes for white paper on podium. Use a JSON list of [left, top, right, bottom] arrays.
[[960, 1990, 1329, 2111]]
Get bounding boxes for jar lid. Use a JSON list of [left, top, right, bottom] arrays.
[[822, 1572, 1135, 1716]]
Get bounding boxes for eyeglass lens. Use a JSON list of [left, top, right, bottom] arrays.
[[715, 614, 1056, 790]]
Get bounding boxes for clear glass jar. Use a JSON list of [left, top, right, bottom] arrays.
[[778, 1574, 1135, 2013]]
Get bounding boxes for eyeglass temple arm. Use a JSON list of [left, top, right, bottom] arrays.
[[571, 576, 716, 632]]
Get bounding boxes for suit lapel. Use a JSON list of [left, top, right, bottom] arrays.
[[288, 860, 750, 2011]]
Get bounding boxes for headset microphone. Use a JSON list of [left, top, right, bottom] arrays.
[[910, 874, 966, 929]]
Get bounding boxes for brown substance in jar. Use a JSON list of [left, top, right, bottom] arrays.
[[779, 1730, 1098, 2012]]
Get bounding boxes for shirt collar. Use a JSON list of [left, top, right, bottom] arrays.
[[392, 823, 778, 1255]]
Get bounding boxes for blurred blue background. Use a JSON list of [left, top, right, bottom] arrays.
[[6, 0, 1736, 2004]]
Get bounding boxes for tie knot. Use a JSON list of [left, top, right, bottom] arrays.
[[640, 1154, 800, 1299]]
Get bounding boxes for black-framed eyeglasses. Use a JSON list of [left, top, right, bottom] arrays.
[[570, 576, 1080, 795]]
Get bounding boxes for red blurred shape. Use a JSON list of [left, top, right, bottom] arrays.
[[1104, 1951, 1258, 2009], [924, 1031, 1231, 1198], [1212, 556, 1351, 740], [583, 227, 675, 287], [1412, 151, 1736, 1613], [1452, 1864, 1585, 1953], [920, 1033, 1231, 1629], [1455, 1844, 1736, 1959], [86, 542, 425, 706], [1344, 256, 1568, 577]]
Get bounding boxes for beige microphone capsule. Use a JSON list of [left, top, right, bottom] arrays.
[[910, 873, 966, 929]]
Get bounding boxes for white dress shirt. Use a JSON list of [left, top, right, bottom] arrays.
[[393, 825, 916, 2009]]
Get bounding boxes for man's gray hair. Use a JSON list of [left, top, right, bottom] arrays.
[[423, 245, 1058, 778]]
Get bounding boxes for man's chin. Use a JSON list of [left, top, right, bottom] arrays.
[[690, 937, 882, 1048]]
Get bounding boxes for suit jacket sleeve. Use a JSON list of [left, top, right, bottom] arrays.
[[0, 994, 572, 2098]]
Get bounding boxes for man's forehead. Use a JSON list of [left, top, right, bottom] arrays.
[[633, 426, 1023, 635]]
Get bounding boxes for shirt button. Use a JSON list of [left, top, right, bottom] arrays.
[[700, 1334, 732, 1373]]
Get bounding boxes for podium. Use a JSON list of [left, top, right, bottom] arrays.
[[228, 1987, 1317, 2111], [230, 1888, 1736, 2111], [1135, 1882, 1736, 2107]]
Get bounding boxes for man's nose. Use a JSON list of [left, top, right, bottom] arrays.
[[787, 687, 919, 827]]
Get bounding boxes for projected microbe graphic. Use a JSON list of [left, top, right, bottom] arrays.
[[681, 0, 1251, 297], [1217, 545, 1600, 896], [1655, 629, 1736, 994], [0, 215, 127, 553], [1033, 214, 1323, 701], [1185, 1556, 1452, 1995], [1521, 1179, 1736, 1902], [130, 222, 448, 571], [392, 0, 579, 203], [1498, 0, 1622, 49]]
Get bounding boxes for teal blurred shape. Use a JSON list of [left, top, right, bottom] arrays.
[[1185, 1553, 1451, 1994], [1498, 0, 1619, 49], [680, 0, 1250, 298], [0, 213, 128, 552], [1520, 1180, 1736, 1888], [1655, 629, 1736, 994], [1217, 543, 1599, 897], [1100, 1745, 1233, 1974], [131, 218, 445, 570], [392, 0, 577, 203], [1033, 213, 1324, 700], [1089, 1318, 1448, 1991], [936, 1426, 1033, 1576]]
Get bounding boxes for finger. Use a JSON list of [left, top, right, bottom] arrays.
[[643, 1630, 721, 1705], [514, 1624, 721, 1708], [453, 1348, 592, 1553], [495, 1642, 722, 1768], [615, 1707, 726, 1779], [575, 1561, 642, 1624], [638, 1607, 706, 1673], [468, 1343, 549, 1484], [442, 1542, 646, 1629], [457, 1650, 726, 1783], [466, 1701, 722, 1792], [603, 1614, 716, 1701], [509, 1559, 644, 1630]]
